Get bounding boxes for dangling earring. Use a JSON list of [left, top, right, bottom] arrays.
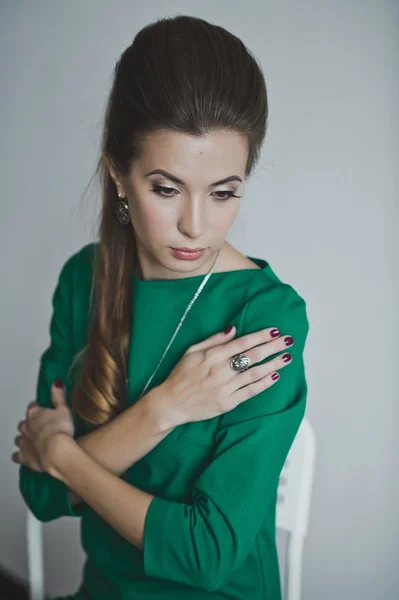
[[115, 190, 130, 225]]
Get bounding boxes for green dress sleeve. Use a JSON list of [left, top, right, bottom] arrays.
[[143, 286, 310, 592], [19, 255, 89, 522]]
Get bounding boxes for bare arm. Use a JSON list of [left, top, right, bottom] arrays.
[[68, 387, 174, 506], [50, 436, 154, 552]]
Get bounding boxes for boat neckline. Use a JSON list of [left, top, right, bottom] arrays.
[[132, 255, 269, 285]]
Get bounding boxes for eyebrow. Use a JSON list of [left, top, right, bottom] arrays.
[[145, 169, 242, 186]]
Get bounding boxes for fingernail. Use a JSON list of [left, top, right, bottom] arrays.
[[284, 336, 294, 346], [54, 379, 64, 389], [282, 353, 292, 363], [271, 372, 280, 381], [224, 326, 234, 334], [270, 329, 280, 338]]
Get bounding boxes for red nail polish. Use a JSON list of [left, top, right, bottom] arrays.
[[282, 353, 292, 363], [271, 372, 280, 381], [270, 329, 280, 338], [224, 326, 233, 334], [54, 379, 64, 389]]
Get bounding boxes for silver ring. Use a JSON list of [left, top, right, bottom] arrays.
[[230, 352, 251, 372]]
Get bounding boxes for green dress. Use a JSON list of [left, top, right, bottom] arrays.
[[20, 242, 310, 600]]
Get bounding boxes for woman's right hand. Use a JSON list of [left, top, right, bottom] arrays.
[[152, 325, 294, 429]]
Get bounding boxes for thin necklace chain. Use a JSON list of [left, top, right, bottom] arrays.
[[127, 248, 222, 400]]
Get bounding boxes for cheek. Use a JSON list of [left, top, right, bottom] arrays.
[[212, 202, 240, 234], [131, 198, 174, 237]]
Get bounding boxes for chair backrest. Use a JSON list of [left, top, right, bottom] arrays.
[[26, 508, 45, 600], [276, 416, 316, 600]]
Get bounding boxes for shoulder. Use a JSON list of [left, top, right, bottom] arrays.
[[60, 242, 98, 281], [53, 243, 99, 349], [218, 274, 309, 428], [55, 242, 99, 301], [55, 242, 99, 319], [241, 267, 310, 353]]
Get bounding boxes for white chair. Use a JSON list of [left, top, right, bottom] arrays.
[[276, 416, 316, 600], [26, 417, 316, 600], [26, 508, 44, 600]]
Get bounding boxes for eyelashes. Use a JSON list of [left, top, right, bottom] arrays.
[[150, 184, 242, 201]]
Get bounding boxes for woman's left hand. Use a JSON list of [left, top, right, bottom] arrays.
[[11, 380, 75, 474]]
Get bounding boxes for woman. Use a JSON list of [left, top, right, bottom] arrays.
[[12, 14, 309, 600]]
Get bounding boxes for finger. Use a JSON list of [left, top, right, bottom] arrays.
[[12, 448, 27, 465], [26, 405, 44, 428], [11, 449, 41, 471], [220, 327, 284, 363], [27, 404, 41, 420], [51, 379, 67, 408], [14, 434, 23, 447], [18, 419, 34, 440], [18, 420, 28, 435], [15, 436, 33, 455], [26, 399, 39, 416], [11, 451, 21, 464]]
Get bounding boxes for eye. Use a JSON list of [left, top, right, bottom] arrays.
[[150, 185, 242, 201], [150, 185, 178, 197], [213, 190, 242, 200]]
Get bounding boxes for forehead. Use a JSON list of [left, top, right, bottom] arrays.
[[136, 130, 248, 175]]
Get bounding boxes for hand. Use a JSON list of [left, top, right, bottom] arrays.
[[11, 380, 75, 474], [11, 425, 43, 472], [157, 325, 294, 427]]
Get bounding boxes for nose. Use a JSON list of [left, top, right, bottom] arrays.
[[177, 197, 206, 239]]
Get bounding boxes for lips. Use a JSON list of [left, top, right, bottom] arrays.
[[170, 247, 205, 260], [172, 247, 204, 252]]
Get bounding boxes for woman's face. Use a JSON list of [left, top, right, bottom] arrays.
[[106, 129, 248, 280]]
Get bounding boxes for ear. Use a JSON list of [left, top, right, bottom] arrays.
[[51, 380, 67, 408], [104, 153, 122, 188]]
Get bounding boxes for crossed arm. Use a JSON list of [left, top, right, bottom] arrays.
[[51, 434, 151, 551], [19, 382, 176, 548], [51, 386, 175, 551], [65, 387, 173, 511]]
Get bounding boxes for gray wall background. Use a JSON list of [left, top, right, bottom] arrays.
[[1, 1, 398, 598]]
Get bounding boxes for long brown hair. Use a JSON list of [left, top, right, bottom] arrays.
[[70, 15, 269, 428]]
